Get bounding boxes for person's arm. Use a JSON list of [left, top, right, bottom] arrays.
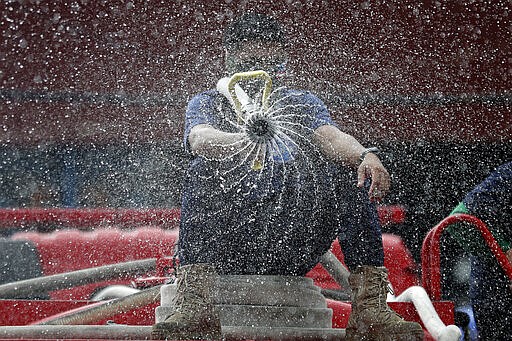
[[188, 124, 248, 160], [313, 124, 390, 201]]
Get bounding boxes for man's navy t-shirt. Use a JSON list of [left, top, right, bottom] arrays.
[[178, 88, 345, 275]]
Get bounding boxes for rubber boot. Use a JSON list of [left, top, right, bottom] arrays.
[[151, 263, 221, 340], [345, 266, 424, 341]]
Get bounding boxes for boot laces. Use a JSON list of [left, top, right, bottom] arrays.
[[172, 267, 210, 313], [373, 270, 394, 311], [378, 271, 405, 323], [172, 268, 191, 312], [378, 271, 387, 310]]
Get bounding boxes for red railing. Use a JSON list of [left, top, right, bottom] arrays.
[[0, 208, 180, 230], [0, 205, 404, 230], [421, 213, 512, 301]]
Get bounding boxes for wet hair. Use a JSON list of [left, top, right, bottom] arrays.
[[223, 13, 287, 52]]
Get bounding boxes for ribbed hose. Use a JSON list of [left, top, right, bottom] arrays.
[[0, 258, 157, 298], [39, 284, 162, 325]]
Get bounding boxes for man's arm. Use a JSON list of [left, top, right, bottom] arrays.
[[188, 124, 248, 160], [313, 124, 390, 201]]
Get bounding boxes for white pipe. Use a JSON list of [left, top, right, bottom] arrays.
[[90, 285, 141, 301], [389, 286, 461, 341], [216, 77, 253, 112]]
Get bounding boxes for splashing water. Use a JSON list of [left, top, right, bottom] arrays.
[[181, 82, 351, 275], [198, 84, 341, 213]]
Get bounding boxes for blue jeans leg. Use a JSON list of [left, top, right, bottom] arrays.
[[335, 177, 385, 270]]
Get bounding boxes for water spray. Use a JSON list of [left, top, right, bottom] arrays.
[[245, 111, 278, 145], [217, 70, 275, 171]]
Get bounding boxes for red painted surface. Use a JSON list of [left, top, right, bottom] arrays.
[[0, 299, 157, 326], [377, 204, 406, 226], [0, 208, 180, 229], [0, 207, 456, 339], [0, 300, 91, 326], [11, 227, 178, 300]]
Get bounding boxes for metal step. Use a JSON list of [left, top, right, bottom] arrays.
[[222, 325, 345, 341], [156, 304, 333, 328], [215, 275, 325, 307], [157, 274, 344, 339]]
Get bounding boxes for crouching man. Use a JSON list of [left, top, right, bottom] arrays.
[[152, 12, 424, 341]]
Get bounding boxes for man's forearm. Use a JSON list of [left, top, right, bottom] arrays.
[[189, 124, 247, 160], [313, 125, 366, 167]]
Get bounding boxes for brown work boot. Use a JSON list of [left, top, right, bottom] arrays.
[[346, 266, 424, 341], [151, 264, 221, 340]]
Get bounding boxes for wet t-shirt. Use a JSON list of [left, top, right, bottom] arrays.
[[178, 88, 343, 275]]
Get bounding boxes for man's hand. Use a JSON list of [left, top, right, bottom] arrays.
[[357, 153, 391, 202], [313, 125, 391, 201]]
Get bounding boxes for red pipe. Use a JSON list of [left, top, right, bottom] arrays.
[[421, 213, 512, 301]]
